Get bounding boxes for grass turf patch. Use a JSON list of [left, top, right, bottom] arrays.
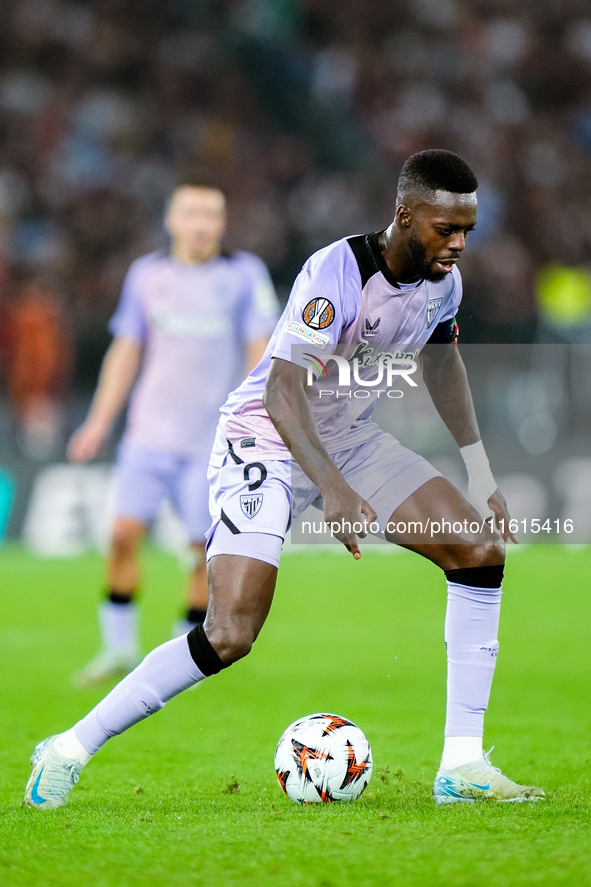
[[1, 543, 590, 886]]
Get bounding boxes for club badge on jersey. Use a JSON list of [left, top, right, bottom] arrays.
[[427, 298, 443, 328]]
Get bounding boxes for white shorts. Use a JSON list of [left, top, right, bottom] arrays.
[[115, 438, 211, 542], [205, 423, 441, 567]]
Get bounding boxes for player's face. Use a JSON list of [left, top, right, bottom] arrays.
[[404, 192, 477, 283], [166, 186, 226, 262]]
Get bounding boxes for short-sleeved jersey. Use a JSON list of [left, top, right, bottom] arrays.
[[220, 232, 462, 459], [110, 250, 279, 457]]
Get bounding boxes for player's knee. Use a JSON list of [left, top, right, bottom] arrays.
[[453, 536, 505, 570], [476, 535, 505, 567], [111, 522, 142, 556], [187, 621, 252, 673], [205, 620, 255, 664]]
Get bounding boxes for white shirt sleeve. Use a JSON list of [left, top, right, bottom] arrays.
[[271, 239, 361, 376]]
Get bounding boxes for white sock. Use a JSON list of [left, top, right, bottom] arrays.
[[441, 736, 483, 770], [444, 580, 502, 737], [53, 729, 92, 766], [99, 599, 139, 653], [73, 635, 205, 756]]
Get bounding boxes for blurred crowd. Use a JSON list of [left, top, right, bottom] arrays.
[[1, 0, 591, 450]]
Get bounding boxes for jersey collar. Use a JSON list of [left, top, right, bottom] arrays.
[[366, 231, 423, 290]]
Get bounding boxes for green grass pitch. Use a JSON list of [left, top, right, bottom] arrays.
[[1, 543, 590, 886]]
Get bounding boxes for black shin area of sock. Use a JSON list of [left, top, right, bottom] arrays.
[[444, 564, 504, 588], [107, 590, 134, 605], [187, 623, 228, 676]]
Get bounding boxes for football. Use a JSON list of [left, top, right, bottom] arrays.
[[274, 712, 373, 804]]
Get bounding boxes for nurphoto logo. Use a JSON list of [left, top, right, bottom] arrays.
[[304, 349, 418, 389]]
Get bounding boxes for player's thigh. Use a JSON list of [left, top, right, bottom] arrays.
[[384, 476, 504, 570], [114, 439, 175, 526], [204, 449, 293, 652], [206, 552, 278, 651], [337, 430, 441, 532]]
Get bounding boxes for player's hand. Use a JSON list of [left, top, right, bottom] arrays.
[[322, 484, 378, 560], [67, 421, 107, 462], [467, 473, 497, 525], [488, 488, 519, 545]]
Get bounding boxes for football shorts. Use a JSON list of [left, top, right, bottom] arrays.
[[114, 438, 212, 542], [205, 422, 441, 566]]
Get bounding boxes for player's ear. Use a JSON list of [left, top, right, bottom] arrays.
[[396, 204, 411, 228]]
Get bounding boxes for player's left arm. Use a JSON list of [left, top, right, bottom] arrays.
[[420, 344, 518, 543]]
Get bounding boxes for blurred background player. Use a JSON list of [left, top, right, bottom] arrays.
[[68, 175, 278, 685]]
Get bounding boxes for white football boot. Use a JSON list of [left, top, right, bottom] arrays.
[[72, 647, 141, 687], [24, 737, 84, 809], [433, 748, 545, 804]]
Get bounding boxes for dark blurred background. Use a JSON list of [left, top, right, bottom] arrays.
[[0, 0, 590, 540]]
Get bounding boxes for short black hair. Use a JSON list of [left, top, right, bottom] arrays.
[[397, 150, 478, 204]]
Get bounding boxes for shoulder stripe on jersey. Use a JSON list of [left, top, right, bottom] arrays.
[[346, 234, 381, 288]]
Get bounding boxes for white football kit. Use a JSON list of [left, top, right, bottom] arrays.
[[206, 231, 462, 565], [108, 248, 278, 540]]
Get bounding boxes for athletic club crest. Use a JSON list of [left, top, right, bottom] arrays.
[[427, 298, 443, 328], [240, 493, 264, 519]]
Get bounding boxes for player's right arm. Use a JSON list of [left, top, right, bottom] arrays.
[[69, 256, 151, 462], [263, 357, 376, 559], [68, 337, 143, 462], [240, 253, 280, 375]]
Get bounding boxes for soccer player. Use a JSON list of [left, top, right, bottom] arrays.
[[25, 150, 545, 807], [67, 176, 279, 685]]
